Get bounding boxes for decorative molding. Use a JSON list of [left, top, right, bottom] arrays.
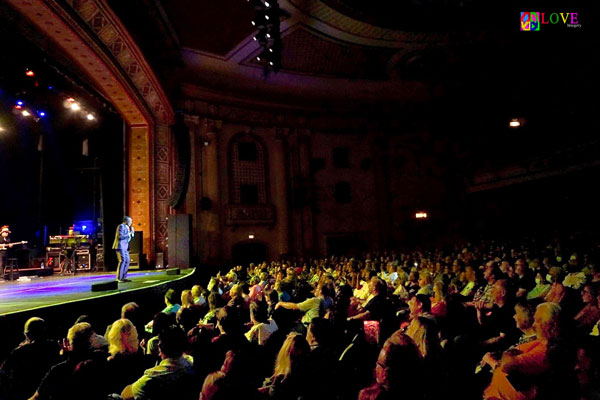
[[225, 204, 276, 226], [284, 0, 447, 44], [69, 0, 174, 124]]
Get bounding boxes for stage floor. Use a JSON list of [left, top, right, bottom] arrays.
[[0, 269, 195, 315]]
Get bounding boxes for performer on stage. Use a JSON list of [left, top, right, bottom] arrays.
[[112, 216, 134, 283], [0, 225, 11, 280]]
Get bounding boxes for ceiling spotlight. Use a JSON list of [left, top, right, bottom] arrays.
[[70, 103, 81, 111], [26, 69, 35, 77], [256, 56, 261, 61], [268, 48, 273, 52], [269, 61, 274, 66], [251, 20, 256, 26], [22, 110, 31, 117], [264, 1, 270, 7], [265, 15, 270, 20], [266, 33, 271, 38], [86, 113, 95, 120], [509, 119, 521, 128], [253, 36, 257, 41]]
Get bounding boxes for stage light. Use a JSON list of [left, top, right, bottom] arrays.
[[265, 15, 270, 20], [253, 36, 257, 41], [22, 110, 31, 117], [48, 86, 54, 90], [15, 104, 22, 110], [266, 33, 271, 38], [38, 111, 46, 117], [82, 225, 87, 231], [509, 119, 520, 128], [265, 1, 270, 7], [86, 113, 95, 120], [26, 69, 35, 77], [248, 233, 255, 239], [17, 101, 23, 106], [71, 103, 81, 111], [252, 20, 256, 26], [256, 56, 261, 61], [269, 48, 273, 52], [415, 211, 428, 219], [0, 126, 5, 132], [269, 61, 274, 66]]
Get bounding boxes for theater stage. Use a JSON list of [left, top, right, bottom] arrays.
[[0, 269, 196, 316]]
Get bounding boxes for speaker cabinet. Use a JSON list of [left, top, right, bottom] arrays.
[[129, 231, 143, 269], [167, 214, 191, 269]]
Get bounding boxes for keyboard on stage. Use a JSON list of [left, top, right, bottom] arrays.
[[48, 235, 90, 246]]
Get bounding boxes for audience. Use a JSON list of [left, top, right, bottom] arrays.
[[2, 237, 599, 400]]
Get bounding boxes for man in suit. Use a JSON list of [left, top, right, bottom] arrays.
[[113, 216, 134, 282]]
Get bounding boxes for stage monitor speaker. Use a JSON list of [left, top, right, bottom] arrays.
[[91, 280, 118, 292], [129, 231, 143, 269], [165, 267, 180, 275], [167, 214, 191, 269], [129, 231, 143, 254]]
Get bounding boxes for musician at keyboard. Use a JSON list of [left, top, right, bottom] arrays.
[[112, 216, 134, 283]]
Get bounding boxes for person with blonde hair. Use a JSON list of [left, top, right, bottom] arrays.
[[104, 319, 150, 396], [483, 302, 564, 400], [107, 318, 139, 357], [260, 332, 311, 399]]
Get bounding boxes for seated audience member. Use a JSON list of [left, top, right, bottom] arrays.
[[574, 284, 600, 333], [245, 301, 278, 346], [526, 272, 552, 301], [30, 322, 106, 400], [162, 288, 181, 314], [348, 277, 387, 323], [416, 272, 434, 296], [431, 281, 448, 318], [142, 312, 173, 360], [191, 285, 207, 306], [460, 266, 478, 298], [358, 332, 423, 400], [200, 350, 255, 400], [105, 302, 144, 341], [513, 259, 534, 299], [206, 306, 252, 376], [104, 318, 151, 397], [544, 267, 567, 304], [276, 284, 326, 330], [483, 302, 563, 400], [176, 289, 203, 332], [478, 280, 519, 350], [305, 318, 338, 400], [73, 315, 109, 352], [248, 276, 264, 303], [0, 317, 59, 400], [260, 332, 311, 399], [479, 302, 537, 374], [121, 325, 195, 400], [144, 288, 180, 333], [202, 292, 222, 325]]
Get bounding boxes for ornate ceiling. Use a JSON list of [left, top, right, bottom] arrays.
[[102, 0, 596, 115]]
